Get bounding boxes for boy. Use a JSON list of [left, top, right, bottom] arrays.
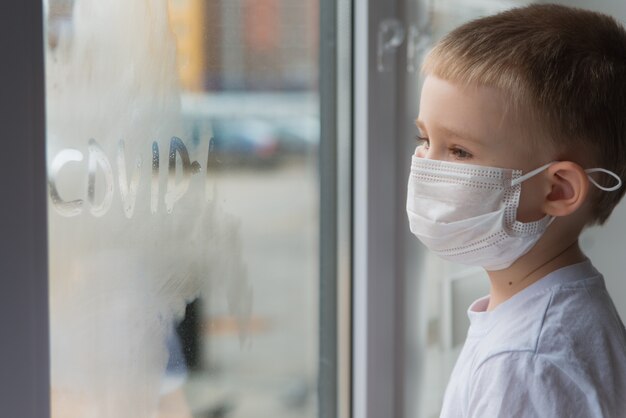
[[406, 4, 626, 417]]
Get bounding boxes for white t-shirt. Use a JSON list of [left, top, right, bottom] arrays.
[[440, 259, 626, 418]]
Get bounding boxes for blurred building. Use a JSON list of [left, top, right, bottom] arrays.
[[168, 0, 215, 91], [168, 0, 319, 92]]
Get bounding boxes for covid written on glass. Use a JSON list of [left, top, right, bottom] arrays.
[[49, 137, 217, 218]]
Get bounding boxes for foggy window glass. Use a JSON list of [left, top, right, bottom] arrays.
[[45, 0, 320, 417]]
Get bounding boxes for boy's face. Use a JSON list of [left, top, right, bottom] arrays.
[[415, 75, 555, 223]]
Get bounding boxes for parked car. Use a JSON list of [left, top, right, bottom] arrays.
[[182, 116, 280, 167], [272, 116, 319, 154], [209, 118, 280, 166]]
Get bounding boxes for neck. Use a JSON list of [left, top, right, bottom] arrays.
[[485, 238, 587, 311]]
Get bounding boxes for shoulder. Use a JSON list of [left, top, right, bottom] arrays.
[[541, 275, 625, 334], [482, 273, 626, 361], [537, 276, 626, 361], [468, 349, 625, 417]]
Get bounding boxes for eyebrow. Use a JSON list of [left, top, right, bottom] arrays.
[[414, 118, 484, 146]]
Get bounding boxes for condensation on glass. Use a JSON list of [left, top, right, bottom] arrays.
[[44, 0, 320, 417]]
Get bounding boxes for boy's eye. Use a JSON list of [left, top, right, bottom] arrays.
[[450, 147, 472, 160], [414, 135, 473, 160]]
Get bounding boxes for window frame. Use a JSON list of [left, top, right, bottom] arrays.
[[353, 0, 403, 417], [319, 0, 354, 416], [0, 2, 51, 416], [352, 0, 429, 417]]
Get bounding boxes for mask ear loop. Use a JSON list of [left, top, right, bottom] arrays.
[[510, 162, 555, 187], [585, 168, 622, 192], [511, 163, 623, 192]]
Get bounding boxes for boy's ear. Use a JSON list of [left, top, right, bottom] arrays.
[[542, 161, 589, 217]]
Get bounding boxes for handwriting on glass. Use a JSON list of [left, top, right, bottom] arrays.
[[49, 137, 211, 218]]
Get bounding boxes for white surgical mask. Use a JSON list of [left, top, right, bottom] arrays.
[[406, 155, 621, 271]]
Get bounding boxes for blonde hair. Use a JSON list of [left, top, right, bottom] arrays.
[[423, 4, 626, 225]]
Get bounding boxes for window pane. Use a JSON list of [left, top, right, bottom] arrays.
[[45, 0, 320, 417]]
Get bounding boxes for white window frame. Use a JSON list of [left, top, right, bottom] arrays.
[[353, 0, 402, 416], [353, 0, 429, 417]]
